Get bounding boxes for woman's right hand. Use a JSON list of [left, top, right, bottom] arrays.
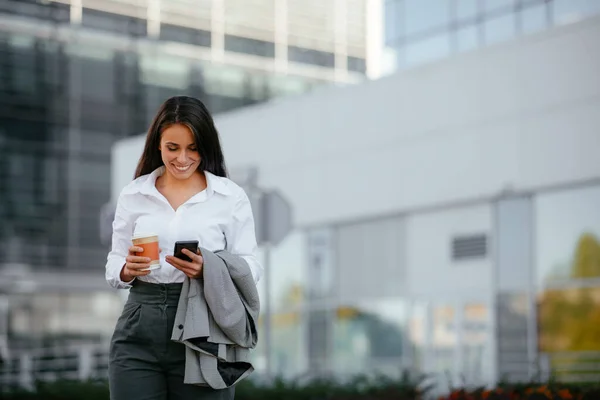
[[120, 246, 152, 282]]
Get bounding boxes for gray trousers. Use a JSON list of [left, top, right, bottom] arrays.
[[109, 281, 235, 400]]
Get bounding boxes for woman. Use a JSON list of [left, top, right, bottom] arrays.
[[105, 96, 262, 400]]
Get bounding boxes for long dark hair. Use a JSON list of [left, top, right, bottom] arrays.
[[134, 96, 228, 179]]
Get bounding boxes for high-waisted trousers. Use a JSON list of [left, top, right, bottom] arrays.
[[108, 280, 235, 400]]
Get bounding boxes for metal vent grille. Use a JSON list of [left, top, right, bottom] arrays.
[[452, 234, 488, 260]]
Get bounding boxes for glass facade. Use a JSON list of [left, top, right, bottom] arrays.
[[0, 0, 367, 373], [243, 181, 600, 389], [0, 30, 291, 271], [0, 0, 352, 271], [384, 0, 600, 70], [535, 185, 600, 383]]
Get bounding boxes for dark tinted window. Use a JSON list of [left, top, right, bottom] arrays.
[[160, 23, 211, 47], [82, 7, 147, 37], [224, 35, 275, 58], [288, 46, 335, 68], [347, 56, 366, 73], [0, 0, 70, 22]]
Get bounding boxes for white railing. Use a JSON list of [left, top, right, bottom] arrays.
[[0, 343, 109, 390], [540, 351, 600, 383], [3, 344, 600, 392]]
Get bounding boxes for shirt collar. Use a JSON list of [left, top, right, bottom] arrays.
[[135, 166, 232, 198]]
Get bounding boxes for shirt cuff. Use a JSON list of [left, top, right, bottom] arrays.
[[106, 257, 136, 289]]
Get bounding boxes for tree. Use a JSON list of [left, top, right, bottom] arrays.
[[539, 232, 600, 352], [570, 233, 600, 279]]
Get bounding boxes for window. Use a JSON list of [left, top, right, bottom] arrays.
[[456, 0, 479, 21], [140, 52, 190, 90], [12, 51, 37, 95], [307, 308, 333, 372], [79, 99, 116, 133], [535, 185, 600, 366], [202, 64, 246, 98], [268, 75, 312, 97], [224, 35, 275, 58], [384, 0, 404, 44], [462, 303, 491, 384], [405, 0, 450, 37], [160, 24, 211, 47], [483, 0, 515, 15], [535, 185, 600, 284], [432, 305, 457, 373], [405, 32, 451, 67], [82, 8, 146, 37], [552, 0, 600, 26], [336, 218, 406, 302], [80, 57, 115, 102], [456, 23, 479, 52], [347, 56, 366, 74], [333, 299, 408, 376], [520, 3, 548, 35], [496, 293, 531, 383], [0, 0, 70, 23], [267, 231, 309, 378], [288, 46, 335, 68], [484, 12, 515, 45]]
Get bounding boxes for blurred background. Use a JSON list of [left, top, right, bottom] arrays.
[[1, 0, 600, 396]]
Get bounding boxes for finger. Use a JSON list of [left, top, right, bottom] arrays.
[[129, 246, 144, 254], [165, 256, 188, 270], [166, 255, 193, 267], [166, 256, 202, 275], [126, 262, 152, 271], [166, 256, 199, 274], [126, 255, 151, 263], [176, 266, 200, 278], [126, 267, 151, 276], [182, 249, 203, 263], [165, 257, 182, 271]]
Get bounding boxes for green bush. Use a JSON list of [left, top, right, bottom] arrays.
[[0, 372, 425, 400], [4, 376, 600, 400], [2, 380, 110, 400], [235, 372, 426, 400]]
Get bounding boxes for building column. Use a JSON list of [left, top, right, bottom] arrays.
[[365, 0, 384, 79], [274, 0, 288, 74], [211, 0, 225, 64], [334, 0, 348, 83]]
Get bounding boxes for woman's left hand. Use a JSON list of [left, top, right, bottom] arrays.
[[166, 249, 204, 279]]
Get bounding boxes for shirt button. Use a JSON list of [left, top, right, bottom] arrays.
[[178, 324, 184, 329]]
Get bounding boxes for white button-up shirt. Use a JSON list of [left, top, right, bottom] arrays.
[[105, 166, 263, 289]]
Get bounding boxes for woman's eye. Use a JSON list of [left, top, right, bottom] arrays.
[[167, 147, 177, 151], [189, 147, 197, 152]]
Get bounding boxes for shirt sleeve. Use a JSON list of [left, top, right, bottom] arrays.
[[224, 189, 263, 284], [105, 192, 136, 289]]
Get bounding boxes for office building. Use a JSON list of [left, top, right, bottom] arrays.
[[114, 13, 600, 393], [0, 0, 377, 384], [382, 0, 600, 73]]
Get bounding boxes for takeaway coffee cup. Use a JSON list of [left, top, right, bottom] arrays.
[[132, 233, 160, 270]]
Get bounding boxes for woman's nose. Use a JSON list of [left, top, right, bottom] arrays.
[[177, 150, 187, 162]]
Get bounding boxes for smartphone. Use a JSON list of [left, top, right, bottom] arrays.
[[173, 240, 199, 262]]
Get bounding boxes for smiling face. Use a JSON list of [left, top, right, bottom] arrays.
[[159, 123, 201, 181]]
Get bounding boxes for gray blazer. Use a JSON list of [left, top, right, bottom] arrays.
[[170, 248, 260, 389]]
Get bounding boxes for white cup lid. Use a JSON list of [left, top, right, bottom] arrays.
[[132, 233, 158, 240]]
